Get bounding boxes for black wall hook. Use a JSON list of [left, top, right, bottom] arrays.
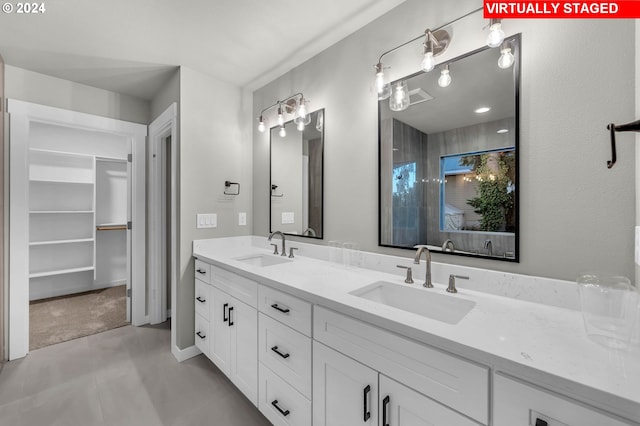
[[224, 181, 240, 195], [607, 119, 640, 168]]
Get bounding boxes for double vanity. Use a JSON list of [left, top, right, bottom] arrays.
[[193, 236, 639, 426]]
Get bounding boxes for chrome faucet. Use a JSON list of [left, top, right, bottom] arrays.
[[413, 245, 433, 288], [268, 231, 287, 257], [303, 227, 316, 237], [483, 239, 493, 256], [442, 239, 455, 252]]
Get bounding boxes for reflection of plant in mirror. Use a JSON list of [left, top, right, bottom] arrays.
[[462, 152, 515, 232]]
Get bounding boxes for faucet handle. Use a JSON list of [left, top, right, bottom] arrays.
[[270, 244, 279, 255], [447, 274, 469, 293], [396, 265, 414, 284], [288, 247, 298, 258]]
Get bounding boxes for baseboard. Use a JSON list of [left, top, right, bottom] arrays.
[[172, 344, 201, 362], [30, 280, 127, 302]]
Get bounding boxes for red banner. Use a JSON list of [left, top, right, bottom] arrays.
[[484, 1, 640, 18]]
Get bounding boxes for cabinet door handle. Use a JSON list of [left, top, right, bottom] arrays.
[[271, 346, 290, 359], [382, 395, 390, 426], [196, 296, 206, 303], [271, 400, 290, 417], [196, 331, 206, 339], [363, 385, 371, 421], [223, 303, 229, 322], [196, 268, 206, 275], [535, 420, 548, 426], [271, 303, 290, 314], [228, 306, 234, 326]]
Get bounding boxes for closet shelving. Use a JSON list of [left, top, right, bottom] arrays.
[[28, 148, 96, 280]]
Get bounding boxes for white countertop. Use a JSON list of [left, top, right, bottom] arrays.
[[193, 236, 640, 423]]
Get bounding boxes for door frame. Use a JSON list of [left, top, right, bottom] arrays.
[[148, 103, 177, 325], [7, 99, 147, 360]]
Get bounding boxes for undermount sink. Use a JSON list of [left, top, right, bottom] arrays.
[[350, 281, 475, 325], [235, 254, 292, 267]]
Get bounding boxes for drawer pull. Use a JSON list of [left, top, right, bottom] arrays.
[[196, 331, 206, 339], [196, 296, 206, 303], [535, 420, 548, 426], [271, 399, 290, 417], [228, 306, 234, 326], [271, 303, 290, 314], [382, 395, 390, 426], [363, 385, 371, 421], [196, 268, 206, 275], [223, 303, 229, 322], [271, 346, 290, 359]]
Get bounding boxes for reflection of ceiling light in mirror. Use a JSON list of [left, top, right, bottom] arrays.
[[315, 110, 324, 132], [392, 147, 400, 151], [438, 65, 451, 87], [474, 107, 491, 114], [389, 81, 410, 112], [297, 121, 305, 131], [279, 125, 286, 138], [497, 128, 509, 134], [498, 46, 515, 69]]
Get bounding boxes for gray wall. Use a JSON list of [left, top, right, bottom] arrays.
[[253, 0, 636, 282], [5, 65, 150, 124], [177, 67, 252, 349]]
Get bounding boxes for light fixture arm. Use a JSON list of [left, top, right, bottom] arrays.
[[259, 92, 305, 117]]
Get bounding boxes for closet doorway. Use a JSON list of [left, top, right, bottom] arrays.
[[8, 100, 146, 360]]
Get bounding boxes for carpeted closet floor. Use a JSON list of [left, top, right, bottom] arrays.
[[29, 285, 127, 350]]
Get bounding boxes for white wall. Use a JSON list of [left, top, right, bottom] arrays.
[[253, 0, 636, 282], [176, 67, 253, 349], [5, 65, 150, 124]]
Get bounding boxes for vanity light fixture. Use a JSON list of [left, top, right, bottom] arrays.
[[374, 62, 391, 100], [497, 41, 515, 69], [486, 18, 505, 48], [256, 93, 311, 133], [420, 29, 450, 72], [438, 64, 452, 87]]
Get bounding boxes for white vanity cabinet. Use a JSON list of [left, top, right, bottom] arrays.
[[493, 374, 633, 426], [257, 285, 313, 426], [193, 260, 258, 406]]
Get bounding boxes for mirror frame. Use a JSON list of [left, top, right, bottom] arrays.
[[378, 35, 520, 262], [269, 108, 325, 239]]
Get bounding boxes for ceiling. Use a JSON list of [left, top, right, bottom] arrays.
[[0, 0, 406, 100]]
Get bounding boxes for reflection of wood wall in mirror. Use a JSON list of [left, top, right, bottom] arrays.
[[0, 53, 4, 364], [308, 137, 323, 237]]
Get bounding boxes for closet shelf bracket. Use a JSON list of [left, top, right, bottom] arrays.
[[606, 119, 640, 169]]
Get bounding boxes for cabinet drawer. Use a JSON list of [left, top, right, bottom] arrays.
[[194, 314, 209, 356], [194, 259, 211, 284], [258, 363, 311, 426], [211, 265, 258, 308], [314, 306, 489, 424], [259, 285, 312, 336], [494, 373, 632, 426], [259, 313, 312, 398], [195, 279, 210, 320]]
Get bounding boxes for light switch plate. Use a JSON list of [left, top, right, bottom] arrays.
[[239, 212, 247, 226], [281, 212, 294, 224], [197, 213, 217, 229]]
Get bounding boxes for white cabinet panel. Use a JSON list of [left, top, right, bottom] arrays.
[[380, 375, 478, 426], [259, 363, 311, 426], [258, 285, 312, 336], [194, 259, 211, 284], [209, 285, 231, 375], [211, 265, 257, 308], [494, 374, 632, 426], [194, 314, 209, 357], [258, 313, 312, 398], [195, 279, 210, 320], [313, 341, 378, 426]]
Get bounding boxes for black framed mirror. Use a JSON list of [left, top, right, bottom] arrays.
[[270, 109, 324, 239], [379, 35, 520, 261]]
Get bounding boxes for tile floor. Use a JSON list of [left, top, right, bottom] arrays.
[[0, 322, 272, 426]]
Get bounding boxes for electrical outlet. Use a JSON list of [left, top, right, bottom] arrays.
[[239, 212, 247, 226]]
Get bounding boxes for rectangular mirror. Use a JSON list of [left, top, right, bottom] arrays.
[[270, 109, 324, 238], [379, 35, 519, 261]]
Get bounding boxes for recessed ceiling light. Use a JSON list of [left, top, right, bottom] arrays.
[[497, 128, 509, 134], [474, 107, 491, 114]]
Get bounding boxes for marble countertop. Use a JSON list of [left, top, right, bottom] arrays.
[[193, 236, 640, 422]]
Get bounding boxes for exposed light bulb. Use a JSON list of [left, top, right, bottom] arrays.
[[277, 105, 284, 126], [487, 20, 505, 48], [279, 125, 286, 138], [374, 62, 390, 100], [297, 121, 305, 131], [389, 81, 410, 112], [421, 51, 435, 72], [498, 47, 515, 69], [257, 116, 266, 133], [438, 67, 451, 87]]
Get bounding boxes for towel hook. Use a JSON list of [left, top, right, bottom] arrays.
[[606, 119, 640, 168], [224, 181, 240, 195]]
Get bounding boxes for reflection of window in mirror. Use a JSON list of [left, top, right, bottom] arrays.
[[440, 148, 515, 233]]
